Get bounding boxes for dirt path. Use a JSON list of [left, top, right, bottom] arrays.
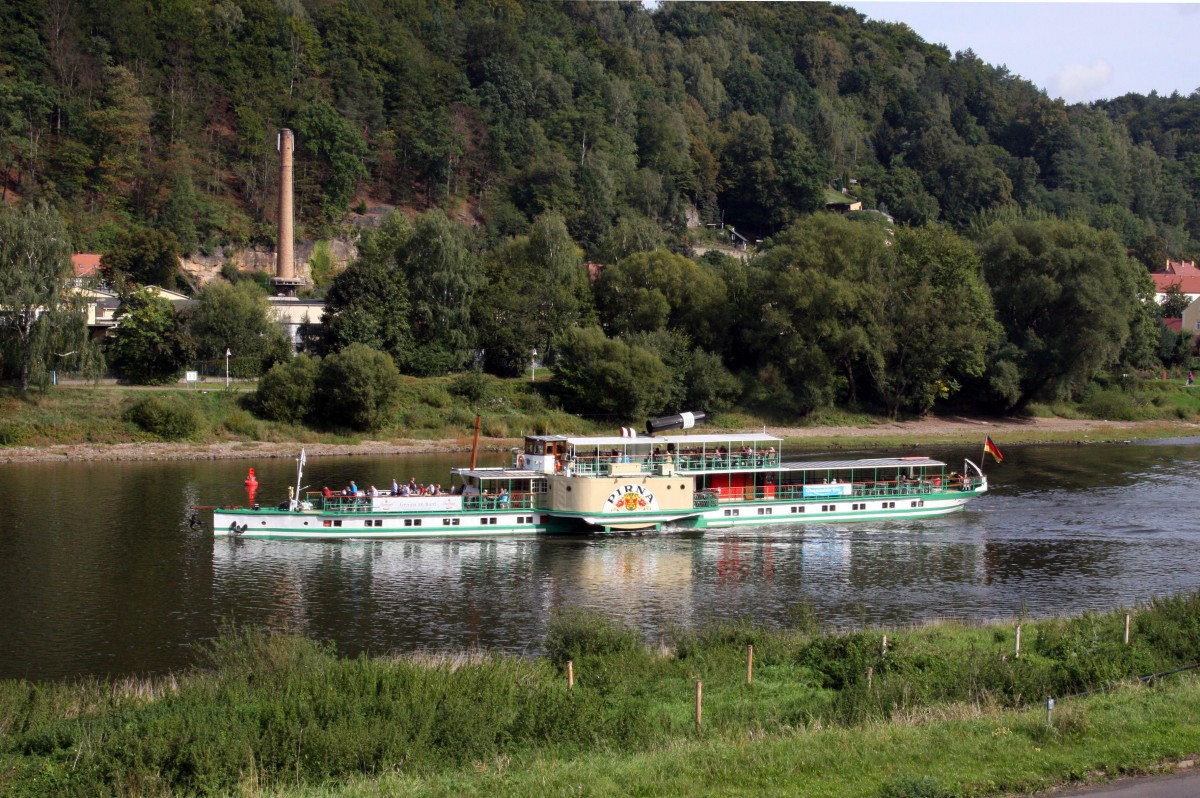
[[0, 416, 1195, 464]]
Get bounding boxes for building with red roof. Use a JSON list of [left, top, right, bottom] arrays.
[[71, 254, 102, 281], [1152, 260, 1200, 304]]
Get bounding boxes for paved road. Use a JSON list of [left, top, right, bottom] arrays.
[[1046, 769, 1200, 797]]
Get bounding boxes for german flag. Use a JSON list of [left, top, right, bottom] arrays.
[[983, 435, 1004, 464]]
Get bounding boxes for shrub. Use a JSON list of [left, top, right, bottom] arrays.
[[544, 609, 645, 666], [1079, 388, 1138, 420], [123, 394, 201, 440], [255, 354, 319, 424], [0, 423, 27, 445], [448, 370, 493, 405], [314, 344, 401, 431], [222, 408, 261, 438]]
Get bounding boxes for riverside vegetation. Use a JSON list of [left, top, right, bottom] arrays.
[[1, 371, 1199, 453], [3, 596, 1200, 797]]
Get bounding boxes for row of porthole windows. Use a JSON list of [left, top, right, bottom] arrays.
[[726, 499, 928, 518], [314, 515, 541, 529]]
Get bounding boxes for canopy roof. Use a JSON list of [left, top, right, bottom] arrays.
[[529, 432, 782, 448]]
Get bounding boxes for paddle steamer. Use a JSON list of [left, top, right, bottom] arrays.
[[213, 413, 988, 539]]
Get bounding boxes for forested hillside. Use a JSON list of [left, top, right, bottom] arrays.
[[1, 0, 1195, 420], [2, 0, 1197, 257]]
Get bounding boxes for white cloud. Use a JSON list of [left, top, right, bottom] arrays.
[[1050, 58, 1114, 102]]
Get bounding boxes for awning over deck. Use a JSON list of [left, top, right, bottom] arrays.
[[775, 457, 946, 473]]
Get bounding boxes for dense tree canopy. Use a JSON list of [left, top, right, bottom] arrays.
[[108, 288, 190, 384], [185, 281, 291, 377], [979, 218, 1150, 411], [2, 1, 1195, 416]]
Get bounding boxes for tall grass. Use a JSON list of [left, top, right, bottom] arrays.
[[6, 597, 1200, 796]]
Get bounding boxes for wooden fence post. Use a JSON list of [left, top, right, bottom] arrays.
[[882, 635, 888, 657], [747, 644, 754, 685], [1124, 614, 1131, 646], [1015, 624, 1022, 659], [867, 666, 874, 689], [695, 680, 703, 733], [567, 660, 574, 694]]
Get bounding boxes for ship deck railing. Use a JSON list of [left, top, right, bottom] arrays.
[[710, 480, 975, 503], [309, 493, 538, 513], [568, 454, 781, 476]]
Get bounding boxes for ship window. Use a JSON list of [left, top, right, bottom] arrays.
[[404, 519, 413, 526], [790, 506, 804, 513], [334, 520, 342, 527], [758, 508, 772, 515], [443, 519, 452, 526], [323, 520, 331, 527]]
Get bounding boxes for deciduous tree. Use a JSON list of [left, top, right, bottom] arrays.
[[107, 288, 189, 384], [979, 217, 1147, 411], [0, 204, 101, 390], [868, 225, 999, 418], [185, 281, 290, 377]]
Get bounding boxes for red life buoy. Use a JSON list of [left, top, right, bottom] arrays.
[[516, 453, 525, 469]]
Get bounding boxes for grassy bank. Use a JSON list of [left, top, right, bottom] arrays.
[[2, 375, 1200, 455], [3, 597, 1200, 797]]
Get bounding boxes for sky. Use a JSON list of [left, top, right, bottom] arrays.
[[839, 2, 1200, 104]]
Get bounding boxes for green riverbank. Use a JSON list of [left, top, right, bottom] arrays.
[[4, 598, 1200, 797], [2, 379, 1200, 462]]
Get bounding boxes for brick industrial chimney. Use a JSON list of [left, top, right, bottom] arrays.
[[270, 128, 305, 296]]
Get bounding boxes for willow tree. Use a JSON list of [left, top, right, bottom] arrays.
[[0, 204, 102, 390]]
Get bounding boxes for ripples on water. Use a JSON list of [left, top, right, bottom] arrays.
[[2, 440, 1199, 679]]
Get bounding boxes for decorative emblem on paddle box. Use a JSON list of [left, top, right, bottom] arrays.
[[603, 484, 659, 513]]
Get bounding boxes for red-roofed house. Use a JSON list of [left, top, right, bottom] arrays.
[[71, 254, 102, 285], [1164, 259, 1200, 276], [1151, 271, 1200, 305]]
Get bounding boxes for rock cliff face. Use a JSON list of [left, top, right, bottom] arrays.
[[179, 239, 358, 288]]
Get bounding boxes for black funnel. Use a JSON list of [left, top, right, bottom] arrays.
[[646, 411, 707, 436]]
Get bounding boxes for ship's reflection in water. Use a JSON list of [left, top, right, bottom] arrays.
[[6, 439, 1200, 680], [212, 459, 1197, 660]]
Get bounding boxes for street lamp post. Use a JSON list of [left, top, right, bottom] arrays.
[[531, 348, 537, 382], [225, 348, 231, 388]]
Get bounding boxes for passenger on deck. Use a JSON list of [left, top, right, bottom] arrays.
[[322, 486, 333, 499], [368, 485, 379, 497], [392, 478, 400, 495], [498, 487, 510, 507]]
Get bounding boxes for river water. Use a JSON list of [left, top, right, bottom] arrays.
[[2, 439, 1198, 681]]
